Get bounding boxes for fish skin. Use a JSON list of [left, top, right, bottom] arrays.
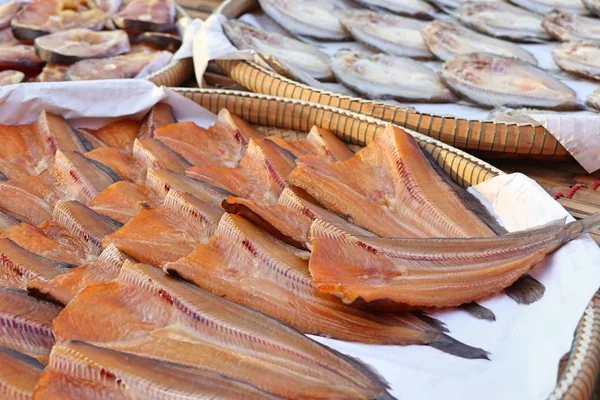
[[34, 340, 284, 400], [139, 102, 176, 140], [266, 126, 354, 162], [83, 118, 143, 154], [223, 19, 334, 81], [132, 138, 192, 174], [508, 0, 588, 15], [440, 52, 579, 110], [165, 213, 488, 359], [0, 346, 43, 400], [0, 45, 44, 75], [341, 10, 433, 59], [89, 181, 162, 224], [307, 214, 600, 308], [330, 50, 457, 102], [542, 10, 600, 43], [53, 261, 393, 399], [258, 0, 352, 41], [102, 189, 223, 267], [455, 2, 552, 43], [421, 20, 538, 65], [587, 87, 600, 111], [85, 147, 145, 184], [28, 244, 131, 306], [352, 0, 436, 20], [0, 288, 61, 363], [552, 41, 600, 81]]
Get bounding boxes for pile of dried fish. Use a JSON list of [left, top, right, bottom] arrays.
[[0, 0, 180, 84]]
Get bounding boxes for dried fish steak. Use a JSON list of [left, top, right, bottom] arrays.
[[542, 10, 600, 42], [552, 41, 600, 81]]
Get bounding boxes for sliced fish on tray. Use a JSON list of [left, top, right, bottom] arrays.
[[258, 0, 351, 41], [85, 148, 145, 184], [440, 52, 579, 109], [509, 0, 588, 15], [542, 10, 600, 42], [91, 0, 122, 16], [455, 2, 552, 43], [145, 167, 233, 204], [132, 138, 191, 173], [0, 210, 19, 232], [53, 260, 394, 399], [88, 180, 161, 223], [552, 41, 600, 81], [113, 0, 176, 32], [223, 19, 334, 81], [35, 341, 282, 400], [426, 0, 493, 12], [34, 28, 130, 64], [330, 50, 457, 102], [421, 20, 538, 64], [135, 31, 181, 52], [0, 28, 16, 44], [264, 125, 353, 161], [82, 118, 142, 154], [351, 0, 436, 20], [340, 10, 433, 58], [139, 102, 176, 139], [0, 45, 44, 75], [0, 1, 20, 31], [0, 347, 43, 400]]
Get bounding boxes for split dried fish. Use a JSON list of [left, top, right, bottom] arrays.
[[307, 213, 600, 308], [88, 181, 161, 223], [440, 52, 579, 110], [421, 20, 538, 64], [586, 87, 600, 110], [258, 0, 351, 40], [0, 347, 43, 400], [351, 0, 436, 20], [509, 0, 588, 15], [330, 50, 456, 102], [0, 2, 20, 31], [552, 41, 600, 81], [542, 10, 600, 42], [341, 10, 433, 58], [456, 2, 552, 43], [223, 20, 334, 80]]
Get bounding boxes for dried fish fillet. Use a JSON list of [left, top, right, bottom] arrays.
[[427, 0, 492, 12], [34, 28, 130, 64], [223, 20, 333, 81], [0, 45, 44, 75], [456, 2, 551, 43], [53, 261, 393, 399], [0, 210, 18, 232], [139, 102, 176, 139], [35, 341, 282, 400], [132, 138, 191, 173], [145, 168, 233, 204], [440, 52, 579, 110], [265, 125, 353, 162], [542, 10, 600, 42], [258, 0, 351, 40], [0, 173, 61, 225], [330, 50, 456, 102], [114, 0, 176, 32], [509, 0, 588, 15], [0, 347, 43, 400], [85, 118, 142, 154], [352, 0, 436, 20], [421, 20, 538, 64], [552, 41, 600, 81], [88, 181, 161, 223], [308, 214, 600, 308], [0, 2, 20, 31]]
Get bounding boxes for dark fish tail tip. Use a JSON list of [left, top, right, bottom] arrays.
[[414, 312, 450, 333], [504, 274, 545, 305], [430, 334, 491, 360], [460, 302, 496, 322]]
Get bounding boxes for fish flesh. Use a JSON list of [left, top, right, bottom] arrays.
[[165, 213, 487, 359], [136, 31, 182, 52], [0, 2, 20, 30], [186, 138, 295, 206], [103, 189, 223, 266], [11, 0, 106, 41], [543, 10, 600, 42], [440, 52, 579, 110], [132, 138, 191, 174], [0, 45, 44, 75], [223, 20, 334, 81], [0, 288, 60, 362], [0, 347, 43, 400], [0, 172, 60, 225], [114, 0, 176, 32], [288, 125, 496, 238], [552, 41, 600, 81], [88, 181, 161, 223], [28, 244, 131, 305], [264, 126, 353, 162], [53, 260, 393, 399], [587, 87, 600, 111], [34, 28, 130, 64], [351, 0, 436, 20], [0, 210, 19, 232], [139, 102, 176, 139], [34, 63, 69, 82], [145, 167, 233, 204], [455, 2, 551, 43], [307, 213, 600, 308], [330, 50, 456, 102], [257, 0, 351, 41], [340, 10, 433, 59], [509, 0, 588, 15], [85, 148, 145, 184], [0, 238, 71, 290], [37, 110, 93, 163], [34, 341, 282, 400], [83, 118, 142, 154], [0, 123, 46, 179], [421, 20, 538, 64], [583, 0, 600, 17]]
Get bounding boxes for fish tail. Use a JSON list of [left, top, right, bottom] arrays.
[[413, 312, 449, 333], [504, 274, 545, 305], [460, 302, 496, 321], [569, 212, 600, 237], [429, 334, 490, 360]]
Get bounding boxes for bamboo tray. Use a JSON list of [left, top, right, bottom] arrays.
[[211, 0, 569, 161], [176, 87, 600, 400]]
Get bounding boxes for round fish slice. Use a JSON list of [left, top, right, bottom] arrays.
[[330, 50, 457, 102], [440, 52, 579, 110], [35, 29, 130, 64], [0, 1, 20, 30], [552, 41, 600, 81], [341, 9, 433, 59], [421, 20, 538, 64], [0, 70, 25, 86], [542, 10, 600, 42]]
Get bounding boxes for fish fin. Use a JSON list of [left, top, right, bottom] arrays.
[[460, 302, 496, 321], [571, 212, 600, 236], [330, 350, 392, 393], [429, 334, 490, 360], [414, 312, 449, 333], [504, 274, 545, 305]]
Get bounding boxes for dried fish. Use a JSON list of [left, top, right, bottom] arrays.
[[0, 347, 43, 400], [0, 2, 20, 31], [223, 20, 333, 80], [440, 52, 579, 110], [341, 10, 433, 58], [509, 0, 588, 15], [135, 31, 181, 52], [542, 10, 600, 42], [552, 41, 600, 81], [35, 64, 69, 82], [421, 20, 538, 64], [583, 0, 600, 17], [426, 0, 493, 12], [88, 181, 161, 223], [0, 70, 24, 86], [258, 0, 351, 41], [113, 0, 176, 32], [139, 102, 176, 139], [586, 87, 600, 110], [330, 50, 456, 102], [351, 0, 436, 20], [0, 45, 44, 75], [456, 2, 552, 43]]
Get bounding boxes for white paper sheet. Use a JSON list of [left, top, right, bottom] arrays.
[[193, 8, 600, 172], [0, 80, 598, 400]]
